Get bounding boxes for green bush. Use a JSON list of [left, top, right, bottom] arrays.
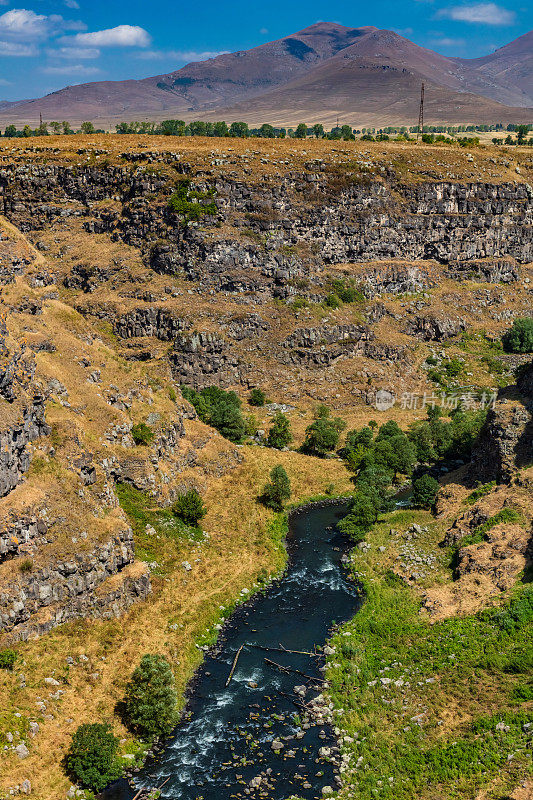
[[412, 473, 439, 509], [65, 723, 120, 792], [301, 407, 346, 457], [249, 388, 266, 407], [502, 317, 533, 353], [131, 422, 154, 446], [124, 654, 177, 739], [261, 465, 291, 512], [0, 649, 17, 670], [267, 412, 293, 450], [168, 179, 217, 224], [171, 489, 206, 526], [181, 385, 246, 443], [325, 293, 342, 308]]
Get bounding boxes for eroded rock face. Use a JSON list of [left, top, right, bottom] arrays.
[[0, 527, 151, 640], [470, 359, 533, 483], [406, 315, 465, 341]]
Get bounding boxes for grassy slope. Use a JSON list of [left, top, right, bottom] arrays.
[[327, 507, 533, 800], [0, 448, 352, 800]]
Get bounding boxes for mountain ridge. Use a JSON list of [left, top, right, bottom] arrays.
[[0, 22, 531, 127]]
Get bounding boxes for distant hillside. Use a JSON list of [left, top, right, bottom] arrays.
[[0, 22, 531, 128]]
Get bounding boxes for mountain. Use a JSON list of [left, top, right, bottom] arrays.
[[462, 30, 533, 106], [204, 55, 531, 128], [0, 22, 531, 128]]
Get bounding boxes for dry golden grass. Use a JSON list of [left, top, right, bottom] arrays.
[[0, 446, 352, 799]]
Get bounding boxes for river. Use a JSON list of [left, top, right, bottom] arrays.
[[104, 501, 360, 800]]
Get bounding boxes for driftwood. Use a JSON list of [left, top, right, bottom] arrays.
[[225, 645, 244, 687], [245, 643, 314, 656], [264, 657, 317, 681]]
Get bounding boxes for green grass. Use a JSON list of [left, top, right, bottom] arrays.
[[115, 482, 204, 569], [464, 481, 497, 505], [460, 508, 523, 547], [326, 508, 533, 800]]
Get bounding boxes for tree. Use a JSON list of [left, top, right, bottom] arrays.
[[80, 121, 96, 134], [210, 399, 247, 443], [373, 434, 416, 479], [267, 412, 293, 450], [312, 123, 324, 138], [50, 121, 62, 135], [171, 489, 206, 526], [516, 124, 530, 145], [301, 415, 345, 457], [249, 388, 266, 406], [259, 123, 276, 138], [65, 723, 120, 792], [294, 123, 308, 139], [4, 125, 17, 138], [124, 654, 177, 739], [229, 121, 249, 138], [213, 121, 228, 137], [61, 121, 73, 135], [261, 465, 291, 511], [337, 493, 378, 542], [502, 318, 533, 353], [22, 125, 32, 138], [412, 473, 439, 509]]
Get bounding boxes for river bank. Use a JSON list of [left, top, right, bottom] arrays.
[[326, 505, 533, 800]]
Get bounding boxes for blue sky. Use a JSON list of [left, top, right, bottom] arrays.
[[0, 1, 531, 101]]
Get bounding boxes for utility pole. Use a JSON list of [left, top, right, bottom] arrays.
[[417, 83, 425, 141]]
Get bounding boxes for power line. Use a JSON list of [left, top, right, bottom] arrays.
[[417, 83, 425, 140]]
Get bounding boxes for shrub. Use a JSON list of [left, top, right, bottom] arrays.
[[502, 318, 533, 353], [0, 649, 17, 670], [249, 388, 266, 407], [301, 410, 346, 457], [181, 385, 246, 443], [325, 293, 342, 308], [65, 723, 120, 792], [171, 489, 206, 526], [412, 473, 439, 509], [18, 558, 33, 573], [131, 422, 154, 446], [124, 654, 177, 739], [261, 465, 291, 511], [267, 412, 293, 449]]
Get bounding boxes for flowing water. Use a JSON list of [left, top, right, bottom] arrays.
[[105, 501, 360, 800]]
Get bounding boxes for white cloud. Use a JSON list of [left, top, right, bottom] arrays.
[[437, 3, 515, 25], [137, 48, 226, 61], [0, 77, 11, 84], [260, 27, 269, 34], [432, 36, 467, 45], [64, 0, 80, 8], [47, 45, 99, 59], [71, 24, 151, 47], [42, 63, 99, 75], [0, 8, 85, 42], [0, 39, 38, 56]]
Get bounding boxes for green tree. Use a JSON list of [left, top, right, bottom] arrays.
[[171, 489, 206, 525], [249, 388, 266, 406], [65, 723, 120, 792], [4, 125, 17, 138], [50, 121, 62, 135], [158, 119, 186, 136], [502, 318, 533, 353], [516, 124, 530, 145], [261, 465, 291, 511], [124, 654, 177, 739], [213, 121, 228, 137], [294, 123, 308, 139], [301, 415, 345, 457], [267, 412, 293, 449], [312, 123, 324, 138], [80, 121, 96, 134], [338, 493, 378, 542], [22, 125, 32, 138], [229, 121, 249, 138], [61, 121, 73, 135], [259, 123, 276, 138], [412, 473, 439, 509]]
